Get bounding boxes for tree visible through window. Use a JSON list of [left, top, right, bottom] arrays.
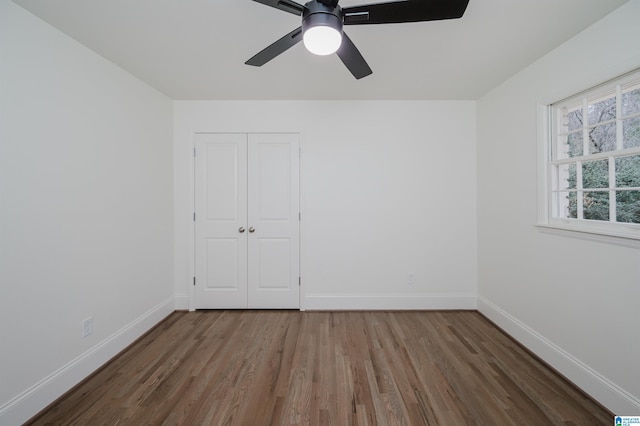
[[551, 71, 640, 226]]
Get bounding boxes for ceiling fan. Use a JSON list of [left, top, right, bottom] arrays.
[[245, 0, 470, 79]]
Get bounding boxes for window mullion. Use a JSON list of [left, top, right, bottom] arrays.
[[582, 98, 589, 156], [579, 97, 587, 222], [609, 156, 616, 223], [612, 85, 622, 223], [577, 160, 584, 220], [616, 85, 623, 151]]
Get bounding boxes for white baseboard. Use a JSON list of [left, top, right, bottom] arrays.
[[174, 293, 189, 311], [303, 293, 477, 311], [478, 295, 640, 414], [0, 296, 175, 426]]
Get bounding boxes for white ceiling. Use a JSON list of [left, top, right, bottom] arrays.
[[13, 0, 630, 100]]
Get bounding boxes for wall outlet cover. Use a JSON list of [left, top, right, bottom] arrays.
[[82, 317, 94, 338]]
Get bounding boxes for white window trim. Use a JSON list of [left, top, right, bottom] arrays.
[[536, 82, 640, 249]]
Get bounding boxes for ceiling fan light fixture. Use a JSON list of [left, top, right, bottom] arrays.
[[303, 25, 342, 55], [301, 4, 343, 56]]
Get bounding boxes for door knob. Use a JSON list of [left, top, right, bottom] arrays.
[[249, 227, 255, 233], [239, 227, 246, 233]]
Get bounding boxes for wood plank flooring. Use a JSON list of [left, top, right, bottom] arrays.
[[27, 311, 612, 425]]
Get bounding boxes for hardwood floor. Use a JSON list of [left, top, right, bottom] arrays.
[[28, 311, 611, 425]]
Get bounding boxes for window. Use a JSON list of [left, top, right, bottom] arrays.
[[540, 69, 640, 244]]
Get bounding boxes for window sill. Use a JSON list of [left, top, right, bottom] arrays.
[[535, 223, 640, 249]]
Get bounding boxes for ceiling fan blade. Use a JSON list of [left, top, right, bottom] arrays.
[[343, 0, 469, 25], [249, 0, 305, 16], [336, 32, 372, 79], [245, 27, 303, 67]]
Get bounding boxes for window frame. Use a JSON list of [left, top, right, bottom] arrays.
[[537, 69, 640, 248]]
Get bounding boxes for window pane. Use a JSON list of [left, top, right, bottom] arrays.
[[588, 97, 616, 125], [589, 122, 617, 153], [555, 192, 577, 218], [583, 159, 608, 189], [558, 132, 583, 158], [567, 108, 583, 132], [623, 116, 640, 149], [622, 87, 640, 116], [567, 132, 583, 157], [616, 155, 640, 188], [583, 191, 609, 221], [555, 163, 577, 190], [616, 190, 640, 223]]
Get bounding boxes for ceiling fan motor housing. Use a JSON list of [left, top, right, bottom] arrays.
[[302, 1, 344, 35]]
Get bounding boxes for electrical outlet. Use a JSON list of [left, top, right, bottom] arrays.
[[408, 272, 415, 285], [82, 317, 94, 338]]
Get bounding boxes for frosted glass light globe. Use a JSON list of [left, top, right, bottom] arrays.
[[303, 25, 342, 56]]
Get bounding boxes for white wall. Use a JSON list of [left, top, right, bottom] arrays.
[[0, 1, 174, 423], [477, 0, 640, 414], [174, 101, 477, 311]]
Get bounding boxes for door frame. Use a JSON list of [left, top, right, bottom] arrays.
[[188, 132, 302, 311]]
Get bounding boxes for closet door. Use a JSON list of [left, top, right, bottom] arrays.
[[247, 134, 300, 309], [194, 133, 300, 309], [194, 133, 248, 309]]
